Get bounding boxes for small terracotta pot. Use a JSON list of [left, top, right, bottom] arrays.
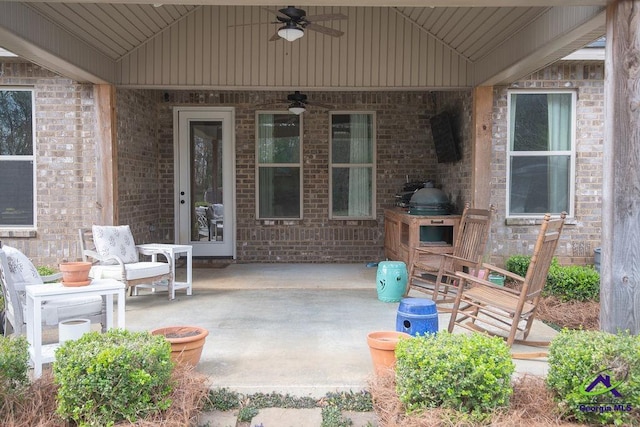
[[151, 325, 209, 366], [59, 261, 92, 286], [366, 331, 411, 375]]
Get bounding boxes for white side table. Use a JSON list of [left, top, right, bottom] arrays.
[[136, 243, 192, 299], [25, 278, 126, 378]]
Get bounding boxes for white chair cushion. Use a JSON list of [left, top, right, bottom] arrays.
[[3, 245, 43, 285], [91, 262, 170, 281], [92, 225, 139, 264]]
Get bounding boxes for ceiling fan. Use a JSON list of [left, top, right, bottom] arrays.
[[259, 91, 333, 115], [232, 6, 347, 42]]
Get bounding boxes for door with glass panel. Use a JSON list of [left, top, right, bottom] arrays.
[[175, 107, 235, 257]]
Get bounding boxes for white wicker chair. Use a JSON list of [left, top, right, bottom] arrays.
[[0, 244, 105, 336], [79, 226, 175, 300]]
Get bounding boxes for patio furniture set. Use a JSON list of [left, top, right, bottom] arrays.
[[0, 225, 193, 377]]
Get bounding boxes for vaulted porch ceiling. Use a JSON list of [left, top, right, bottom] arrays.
[[0, 1, 606, 87]]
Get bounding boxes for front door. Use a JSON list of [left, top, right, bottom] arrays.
[[174, 107, 235, 257]]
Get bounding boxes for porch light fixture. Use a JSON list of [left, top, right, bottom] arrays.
[[278, 22, 304, 42], [288, 101, 306, 115]]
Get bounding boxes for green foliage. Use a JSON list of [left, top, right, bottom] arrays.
[[0, 335, 29, 393], [36, 265, 57, 277], [547, 329, 640, 426], [324, 390, 372, 412], [505, 255, 599, 302], [321, 405, 353, 426], [505, 255, 531, 278], [395, 332, 514, 420], [546, 264, 600, 302], [205, 388, 241, 411], [237, 405, 258, 422], [53, 329, 174, 427]]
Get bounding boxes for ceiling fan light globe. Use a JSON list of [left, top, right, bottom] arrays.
[[278, 25, 304, 42], [288, 102, 306, 114], [289, 106, 306, 115]]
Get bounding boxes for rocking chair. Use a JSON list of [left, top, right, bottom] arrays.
[[407, 203, 494, 305], [447, 213, 566, 349]]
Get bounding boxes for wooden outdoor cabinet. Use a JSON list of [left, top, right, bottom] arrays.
[[383, 208, 461, 267]]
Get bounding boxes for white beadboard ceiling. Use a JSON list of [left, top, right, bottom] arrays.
[[1, 2, 606, 87]]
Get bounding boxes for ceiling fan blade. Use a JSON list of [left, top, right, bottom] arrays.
[[228, 22, 276, 28], [269, 32, 282, 42], [306, 101, 335, 110], [305, 23, 344, 38], [305, 13, 347, 23], [261, 6, 289, 20]]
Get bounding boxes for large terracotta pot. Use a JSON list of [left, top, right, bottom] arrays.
[[151, 325, 209, 366], [59, 261, 92, 286], [366, 331, 411, 375]]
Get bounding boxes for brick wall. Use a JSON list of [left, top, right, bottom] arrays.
[[489, 61, 604, 266], [154, 91, 470, 263], [0, 62, 97, 267], [1, 60, 602, 267]]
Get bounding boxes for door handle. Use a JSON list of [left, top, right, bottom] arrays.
[[180, 200, 185, 204]]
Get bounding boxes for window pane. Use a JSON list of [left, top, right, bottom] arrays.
[[258, 167, 300, 218], [331, 114, 373, 163], [332, 167, 372, 217], [0, 160, 34, 225], [0, 91, 33, 155], [510, 93, 572, 152], [509, 156, 570, 215], [258, 114, 300, 163]]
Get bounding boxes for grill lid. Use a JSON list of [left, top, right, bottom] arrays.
[[409, 187, 450, 215]]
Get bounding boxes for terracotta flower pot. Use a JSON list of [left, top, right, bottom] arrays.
[[366, 331, 411, 375], [59, 261, 92, 286], [151, 325, 209, 366]]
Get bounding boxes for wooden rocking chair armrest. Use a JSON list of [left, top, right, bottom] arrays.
[[479, 263, 525, 283], [412, 247, 440, 256], [455, 271, 522, 295], [440, 253, 481, 268], [83, 250, 125, 267]]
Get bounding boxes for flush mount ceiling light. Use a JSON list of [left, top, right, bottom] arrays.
[[277, 22, 304, 42]]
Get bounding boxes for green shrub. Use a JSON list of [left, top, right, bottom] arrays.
[[53, 329, 173, 427], [395, 332, 515, 420], [0, 335, 29, 394], [547, 329, 640, 426], [505, 256, 599, 302], [545, 264, 600, 301], [36, 265, 57, 277], [505, 255, 532, 278]]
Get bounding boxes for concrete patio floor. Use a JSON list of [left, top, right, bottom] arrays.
[[123, 263, 557, 398]]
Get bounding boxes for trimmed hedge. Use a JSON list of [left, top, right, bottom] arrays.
[[53, 329, 174, 427], [395, 332, 514, 421], [504, 255, 599, 301], [547, 329, 640, 425]]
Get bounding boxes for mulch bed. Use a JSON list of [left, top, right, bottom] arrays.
[[369, 296, 600, 426], [0, 363, 209, 427]]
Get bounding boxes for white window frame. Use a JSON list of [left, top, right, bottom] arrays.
[[0, 87, 36, 229], [506, 89, 576, 219], [329, 111, 376, 220], [255, 111, 303, 220]]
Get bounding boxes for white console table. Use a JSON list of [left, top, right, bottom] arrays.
[[25, 278, 126, 378], [136, 243, 192, 299]]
